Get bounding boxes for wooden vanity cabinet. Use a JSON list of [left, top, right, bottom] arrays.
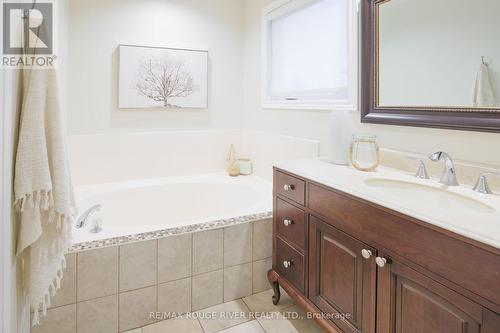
[[376, 255, 483, 333], [269, 168, 500, 333], [309, 216, 376, 333]]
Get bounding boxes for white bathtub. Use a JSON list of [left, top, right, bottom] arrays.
[[72, 173, 272, 245]]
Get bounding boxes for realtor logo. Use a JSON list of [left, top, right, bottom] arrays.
[[2, 1, 56, 67]]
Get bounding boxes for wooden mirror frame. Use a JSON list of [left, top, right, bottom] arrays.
[[360, 0, 500, 133]]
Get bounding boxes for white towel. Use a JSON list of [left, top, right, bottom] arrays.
[[14, 68, 76, 327], [472, 64, 496, 107]]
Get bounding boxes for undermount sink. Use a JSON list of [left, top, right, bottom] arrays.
[[364, 178, 496, 214]]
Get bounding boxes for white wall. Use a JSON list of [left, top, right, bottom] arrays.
[[379, 0, 500, 106], [66, 0, 500, 168], [243, 0, 500, 167], [67, 0, 245, 134]]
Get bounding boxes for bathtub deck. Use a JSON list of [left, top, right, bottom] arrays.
[[72, 172, 272, 248]]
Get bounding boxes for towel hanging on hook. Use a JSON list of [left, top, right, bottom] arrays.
[[482, 56, 491, 67], [473, 58, 496, 107], [21, 0, 37, 20]]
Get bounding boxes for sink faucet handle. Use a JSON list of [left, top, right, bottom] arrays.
[[406, 157, 430, 179], [473, 171, 500, 194]]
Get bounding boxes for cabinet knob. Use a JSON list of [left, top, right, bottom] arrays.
[[283, 219, 293, 226], [361, 249, 372, 259], [283, 184, 294, 191], [375, 256, 388, 268], [283, 260, 292, 268]]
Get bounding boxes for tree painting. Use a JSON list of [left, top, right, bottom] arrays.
[[135, 57, 195, 108]]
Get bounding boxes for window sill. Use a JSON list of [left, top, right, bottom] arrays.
[[261, 102, 357, 111]]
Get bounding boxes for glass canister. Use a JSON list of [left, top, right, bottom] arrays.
[[349, 135, 380, 172], [237, 158, 253, 175]]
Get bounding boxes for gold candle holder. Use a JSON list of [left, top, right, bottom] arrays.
[[349, 135, 380, 172]]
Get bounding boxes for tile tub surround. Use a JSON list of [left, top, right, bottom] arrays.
[[33, 218, 272, 333], [70, 211, 272, 252]]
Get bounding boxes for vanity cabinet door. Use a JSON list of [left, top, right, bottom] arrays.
[[376, 255, 482, 333], [309, 216, 376, 333]]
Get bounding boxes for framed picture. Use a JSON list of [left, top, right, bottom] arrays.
[[118, 44, 208, 109]]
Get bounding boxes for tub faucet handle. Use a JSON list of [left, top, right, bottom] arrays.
[[90, 218, 103, 233]]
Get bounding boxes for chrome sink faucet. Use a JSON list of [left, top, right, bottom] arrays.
[[429, 151, 459, 186], [76, 204, 101, 228]]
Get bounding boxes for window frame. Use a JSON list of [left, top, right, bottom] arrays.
[[261, 0, 359, 110]]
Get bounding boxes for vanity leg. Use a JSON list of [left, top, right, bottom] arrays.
[[267, 269, 280, 305]]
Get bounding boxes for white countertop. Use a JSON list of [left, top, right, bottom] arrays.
[[274, 158, 500, 250]]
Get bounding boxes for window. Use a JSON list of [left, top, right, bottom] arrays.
[[262, 0, 358, 110]]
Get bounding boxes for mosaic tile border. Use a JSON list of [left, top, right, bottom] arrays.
[[70, 211, 273, 253]]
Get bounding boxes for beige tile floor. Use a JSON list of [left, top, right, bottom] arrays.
[[125, 289, 323, 333]]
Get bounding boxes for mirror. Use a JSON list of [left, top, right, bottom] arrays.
[[378, 0, 499, 108], [361, 0, 500, 132]]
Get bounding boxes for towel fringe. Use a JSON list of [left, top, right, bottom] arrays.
[[45, 291, 51, 309], [29, 256, 69, 328], [17, 195, 74, 328], [42, 298, 47, 317], [49, 281, 55, 297], [15, 190, 54, 213], [55, 272, 61, 290], [41, 190, 50, 209], [57, 215, 62, 229], [34, 191, 40, 208], [32, 308, 40, 327]]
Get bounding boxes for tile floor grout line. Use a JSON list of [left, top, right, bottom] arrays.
[[138, 290, 276, 333], [197, 317, 206, 333], [240, 297, 251, 310], [206, 301, 253, 333], [211, 318, 253, 333], [255, 317, 268, 333]]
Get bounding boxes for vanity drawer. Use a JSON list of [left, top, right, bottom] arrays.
[[276, 171, 305, 206], [276, 198, 307, 251], [276, 236, 305, 293]]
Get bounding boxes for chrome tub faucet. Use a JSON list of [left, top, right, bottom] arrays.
[[76, 204, 101, 228]]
